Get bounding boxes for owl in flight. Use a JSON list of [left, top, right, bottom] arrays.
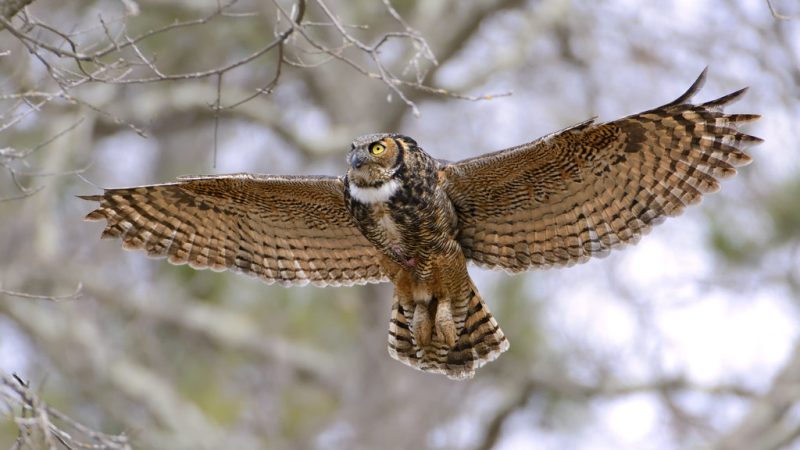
[[82, 69, 761, 380]]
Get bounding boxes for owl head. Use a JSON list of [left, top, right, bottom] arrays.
[[346, 133, 417, 188]]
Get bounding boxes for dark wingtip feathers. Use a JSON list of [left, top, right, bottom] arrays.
[[668, 69, 754, 116], [702, 87, 749, 109], [78, 194, 107, 221], [667, 67, 709, 107], [737, 133, 765, 147], [726, 113, 761, 123]]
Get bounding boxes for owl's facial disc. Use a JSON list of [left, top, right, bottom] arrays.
[[347, 135, 401, 187]]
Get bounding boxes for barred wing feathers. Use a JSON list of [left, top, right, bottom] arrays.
[[444, 69, 762, 272], [81, 174, 387, 286]]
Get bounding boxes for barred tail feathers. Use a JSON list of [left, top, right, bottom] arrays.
[[387, 281, 509, 380]]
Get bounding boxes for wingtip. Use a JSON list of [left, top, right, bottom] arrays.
[[79, 195, 107, 220], [702, 86, 749, 108], [667, 67, 709, 106], [726, 113, 760, 123], [83, 209, 107, 221], [744, 135, 765, 146]]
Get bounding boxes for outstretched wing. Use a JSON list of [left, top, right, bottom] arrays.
[[81, 174, 387, 286], [443, 69, 762, 272]]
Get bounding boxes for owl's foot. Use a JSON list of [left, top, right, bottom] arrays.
[[434, 300, 457, 347], [387, 280, 510, 381], [412, 302, 432, 347]]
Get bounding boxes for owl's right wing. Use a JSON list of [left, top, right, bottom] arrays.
[[443, 69, 761, 272], [81, 174, 387, 287]]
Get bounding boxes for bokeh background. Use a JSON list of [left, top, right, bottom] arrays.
[[1, 0, 799, 449]]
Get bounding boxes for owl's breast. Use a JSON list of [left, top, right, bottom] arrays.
[[346, 185, 451, 273], [349, 198, 419, 268], [376, 210, 403, 247]]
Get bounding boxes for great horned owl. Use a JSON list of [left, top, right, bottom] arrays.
[[81, 70, 761, 380]]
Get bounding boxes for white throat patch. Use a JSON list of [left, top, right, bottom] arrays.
[[349, 179, 400, 204]]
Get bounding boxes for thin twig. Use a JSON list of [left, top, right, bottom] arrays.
[[1, 373, 130, 449], [766, 0, 792, 20], [213, 73, 222, 168], [10, 160, 93, 177], [0, 282, 83, 301], [0, 0, 35, 31], [221, 41, 285, 109], [0, 185, 43, 202], [14, 117, 86, 160]]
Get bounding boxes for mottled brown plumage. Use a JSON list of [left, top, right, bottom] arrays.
[[81, 69, 761, 380], [81, 175, 386, 286]]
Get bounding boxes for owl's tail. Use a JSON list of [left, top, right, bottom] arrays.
[[388, 281, 509, 380]]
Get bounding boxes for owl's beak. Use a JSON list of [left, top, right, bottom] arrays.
[[350, 153, 367, 170]]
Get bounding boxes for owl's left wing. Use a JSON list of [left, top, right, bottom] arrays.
[[443, 69, 762, 272], [81, 174, 387, 286]]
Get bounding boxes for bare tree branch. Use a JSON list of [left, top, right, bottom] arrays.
[[0, 282, 83, 302], [1, 372, 131, 449], [1, 298, 231, 449], [766, 0, 792, 20], [0, 0, 34, 31], [83, 280, 342, 389], [713, 340, 800, 450], [476, 371, 758, 450]]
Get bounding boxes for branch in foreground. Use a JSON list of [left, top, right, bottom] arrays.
[[1, 296, 231, 448], [1, 372, 131, 450], [1, 0, 505, 120], [0, 0, 34, 31]]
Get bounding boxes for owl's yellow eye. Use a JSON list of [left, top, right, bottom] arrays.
[[369, 143, 386, 155]]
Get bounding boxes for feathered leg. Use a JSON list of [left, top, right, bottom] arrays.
[[384, 249, 509, 380]]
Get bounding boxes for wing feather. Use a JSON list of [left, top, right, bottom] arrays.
[[444, 70, 762, 272], [81, 173, 387, 286]]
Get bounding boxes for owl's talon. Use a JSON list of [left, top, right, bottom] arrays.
[[412, 303, 432, 347], [435, 300, 457, 347]]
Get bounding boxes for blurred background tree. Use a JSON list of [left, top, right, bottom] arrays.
[[1, 0, 798, 449]]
